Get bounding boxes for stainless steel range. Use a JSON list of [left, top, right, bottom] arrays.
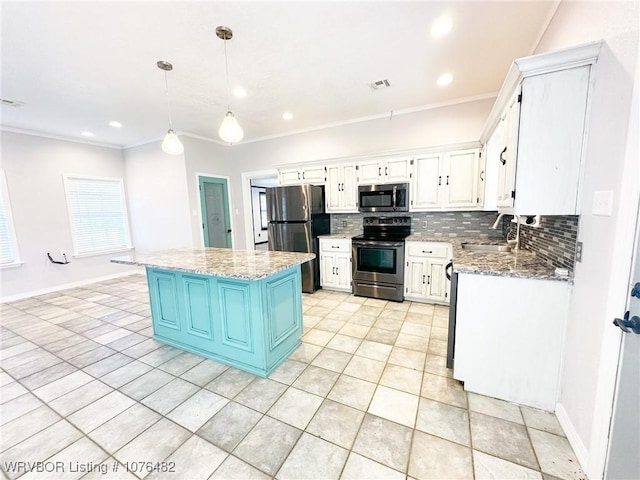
[[351, 216, 411, 302]]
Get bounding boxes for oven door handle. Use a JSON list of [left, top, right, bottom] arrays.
[[353, 240, 405, 248], [392, 185, 397, 210], [445, 261, 453, 281]]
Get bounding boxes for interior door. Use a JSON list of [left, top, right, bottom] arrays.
[[606, 205, 640, 479], [199, 176, 231, 248]]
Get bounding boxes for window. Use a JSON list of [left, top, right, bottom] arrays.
[[259, 191, 268, 230], [64, 175, 132, 256], [0, 170, 21, 267]]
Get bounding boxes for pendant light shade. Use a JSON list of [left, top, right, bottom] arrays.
[[218, 111, 244, 143], [216, 26, 244, 144], [157, 60, 184, 155], [162, 129, 184, 155]]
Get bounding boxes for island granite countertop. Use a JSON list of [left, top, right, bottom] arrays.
[[406, 235, 572, 282], [111, 247, 315, 280]]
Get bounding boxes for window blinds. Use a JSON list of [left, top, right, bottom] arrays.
[[65, 176, 131, 255]]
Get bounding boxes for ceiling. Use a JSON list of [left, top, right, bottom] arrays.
[[0, 1, 559, 148]]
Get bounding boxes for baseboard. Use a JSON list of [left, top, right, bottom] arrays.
[[556, 402, 591, 477], [0, 268, 144, 303]]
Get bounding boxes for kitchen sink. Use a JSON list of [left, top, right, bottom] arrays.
[[461, 243, 512, 253]]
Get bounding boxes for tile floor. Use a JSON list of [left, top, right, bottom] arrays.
[[0, 274, 586, 480]]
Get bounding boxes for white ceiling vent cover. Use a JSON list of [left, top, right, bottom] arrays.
[[0, 99, 26, 108], [368, 79, 391, 91]]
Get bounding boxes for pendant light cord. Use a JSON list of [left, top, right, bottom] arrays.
[[164, 71, 174, 130], [224, 38, 231, 111]]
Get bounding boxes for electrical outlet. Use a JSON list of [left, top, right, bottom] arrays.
[[592, 190, 614, 216], [423, 220, 428, 229], [575, 241, 583, 263], [342, 220, 347, 227], [60, 249, 67, 257]]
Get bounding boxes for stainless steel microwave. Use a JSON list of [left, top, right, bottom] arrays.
[[358, 183, 409, 213]]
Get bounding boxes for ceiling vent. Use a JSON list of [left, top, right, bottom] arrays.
[[368, 79, 391, 91], [0, 98, 26, 108]]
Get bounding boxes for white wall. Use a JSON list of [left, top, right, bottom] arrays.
[[123, 140, 192, 253], [0, 131, 132, 299], [534, 1, 639, 478]]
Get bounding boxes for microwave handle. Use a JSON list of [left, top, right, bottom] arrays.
[[392, 185, 397, 210]]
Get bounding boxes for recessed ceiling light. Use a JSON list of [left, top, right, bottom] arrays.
[[109, 121, 122, 128], [437, 73, 453, 86], [282, 112, 293, 120], [233, 87, 247, 98], [431, 16, 452, 38], [81, 131, 94, 137]]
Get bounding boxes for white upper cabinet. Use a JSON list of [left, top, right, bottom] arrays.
[[326, 163, 357, 213], [278, 165, 326, 185], [410, 148, 481, 211], [481, 41, 601, 215], [357, 156, 412, 184]]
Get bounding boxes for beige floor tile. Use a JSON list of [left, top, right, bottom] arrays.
[[473, 450, 543, 480], [341, 452, 405, 480], [328, 374, 377, 411], [326, 333, 362, 354], [379, 363, 423, 395], [424, 354, 451, 378], [267, 387, 323, 429], [394, 333, 429, 352], [521, 406, 565, 436], [366, 327, 399, 345], [408, 431, 473, 479], [529, 428, 585, 480], [416, 397, 470, 446], [114, 418, 190, 466], [209, 455, 271, 480], [167, 389, 229, 432], [470, 411, 539, 470], [468, 392, 525, 424], [267, 359, 306, 385], [279, 434, 349, 480], [368, 385, 419, 427], [235, 377, 287, 413], [343, 355, 386, 383], [301, 328, 335, 346], [352, 414, 413, 472], [388, 346, 426, 370], [205, 368, 256, 398], [310, 347, 352, 373], [307, 399, 365, 449], [348, 313, 378, 327], [148, 435, 226, 480], [88, 403, 160, 454], [292, 365, 339, 396], [316, 318, 347, 332], [421, 372, 467, 408], [197, 401, 262, 452], [355, 340, 393, 361], [233, 416, 302, 476], [339, 323, 372, 338]]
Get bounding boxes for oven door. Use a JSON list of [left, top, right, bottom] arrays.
[[352, 240, 405, 285]]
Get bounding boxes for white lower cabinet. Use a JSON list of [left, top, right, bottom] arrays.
[[319, 238, 352, 292], [404, 241, 452, 304], [453, 273, 571, 410]]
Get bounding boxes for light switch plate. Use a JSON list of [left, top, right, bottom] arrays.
[[592, 190, 614, 216]]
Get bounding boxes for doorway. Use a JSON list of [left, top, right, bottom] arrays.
[[199, 176, 232, 248], [241, 170, 278, 250]]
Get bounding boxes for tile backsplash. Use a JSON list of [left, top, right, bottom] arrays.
[[516, 215, 579, 270], [330, 211, 505, 239]]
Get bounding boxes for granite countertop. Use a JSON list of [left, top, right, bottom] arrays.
[[319, 231, 361, 240], [111, 247, 315, 280], [406, 235, 572, 282]]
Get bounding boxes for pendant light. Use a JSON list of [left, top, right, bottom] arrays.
[[157, 60, 184, 155], [216, 26, 244, 144]]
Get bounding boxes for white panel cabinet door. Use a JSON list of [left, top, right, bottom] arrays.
[[405, 257, 427, 299], [279, 168, 303, 185], [426, 259, 448, 303], [341, 164, 358, 211], [325, 165, 342, 211], [326, 163, 358, 213], [357, 160, 383, 184], [443, 149, 479, 208], [319, 238, 352, 292], [335, 255, 352, 291], [385, 157, 412, 183], [301, 165, 326, 184], [496, 90, 521, 208], [320, 254, 337, 289], [411, 154, 442, 210]]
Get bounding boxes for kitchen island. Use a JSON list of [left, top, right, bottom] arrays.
[[111, 247, 315, 377]]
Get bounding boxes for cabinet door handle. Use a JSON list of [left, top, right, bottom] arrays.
[[499, 147, 507, 165], [422, 275, 426, 284], [298, 171, 301, 180], [422, 250, 432, 254], [446, 175, 449, 186], [335, 267, 339, 275], [302, 171, 306, 180], [480, 170, 485, 182], [332, 267, 336, 275], [385, 166, 388, 176], [427, 275, 431, 285], [379, 167, 382, 177], [438, 176, 442, 186], [331, 245, 340, 249]]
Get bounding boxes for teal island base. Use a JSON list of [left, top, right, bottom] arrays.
[[146, 265, 303, 377]]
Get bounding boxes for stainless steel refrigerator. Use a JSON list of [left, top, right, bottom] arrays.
[[266, 185, 330, 293]]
